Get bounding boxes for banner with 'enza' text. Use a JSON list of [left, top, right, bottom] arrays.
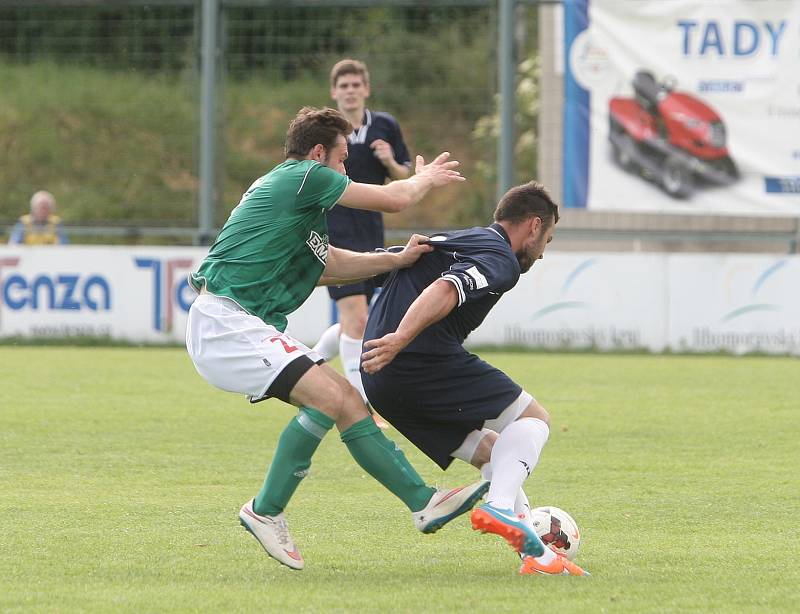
[[1, 246, 798, 355], [0, 246, 329, 345]]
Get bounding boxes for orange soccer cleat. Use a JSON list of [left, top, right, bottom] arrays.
[[470, 503, 545, 557], [519, 553, 590, 576]]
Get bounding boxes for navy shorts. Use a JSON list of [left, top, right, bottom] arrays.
[[328, 278, 378, 302], [361, 352, 522, 469], [327, 208, 384, 301]]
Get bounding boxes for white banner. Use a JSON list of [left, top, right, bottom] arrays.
[[0, 246, 198, 342], [667, 254, 800, 354], [467, 253, 669, 352], [564, 0, 800, 215], [1, 246, 797, 355], [0, 246, 330, 345]]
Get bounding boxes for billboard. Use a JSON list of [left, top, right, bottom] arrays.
[[563, 0, 800, 215], [462, 253, 800, 356], [1, 247, 797, 355], [0, 246, 331, 345]]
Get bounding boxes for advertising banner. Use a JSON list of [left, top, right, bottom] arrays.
[[668, 254, 800, 354], [0, 246, 331, 345], [563, 0, 800, 215], [1, 247, 797, 355], [466, 253, 669, 352], [0, 246, 203, 342]]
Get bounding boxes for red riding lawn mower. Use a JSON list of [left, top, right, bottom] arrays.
[[608, 70, 739, 198]]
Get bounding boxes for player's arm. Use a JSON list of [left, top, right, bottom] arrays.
[[337, 152, 463, 213], [385, 159, 411, 181], [317, 235, 432, 286], [370, 139, 411, 180], [361, 279, 458, 374]]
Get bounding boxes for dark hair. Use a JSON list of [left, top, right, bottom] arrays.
[[284, 106, 352, 158], [493, 181, 559, 226], [330, 58, 370, 87]]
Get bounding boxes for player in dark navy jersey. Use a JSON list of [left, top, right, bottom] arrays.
[[360, 182, 590, 577], [313, 59, 411, 427]]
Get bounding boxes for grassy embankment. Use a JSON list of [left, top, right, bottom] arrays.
[[0, 61, 489, 240]]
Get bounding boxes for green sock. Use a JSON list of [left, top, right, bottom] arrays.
[[341, 416, 436, 512], [253, 407, 335, 516]]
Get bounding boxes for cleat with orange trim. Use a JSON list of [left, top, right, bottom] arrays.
[[413, 480, 490, 534], [520, 553, 590, 576], [239, 499, 304, 570], [471, 502, 546, 557]]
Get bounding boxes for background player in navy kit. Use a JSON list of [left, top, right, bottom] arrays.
[[313, 59, 411, 424], [360, 182, 589, 577]]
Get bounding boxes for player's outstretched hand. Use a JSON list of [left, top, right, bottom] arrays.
[[362, 333, 405, 374], [414, 152, 465, 187], [395, 233, 433, 268]]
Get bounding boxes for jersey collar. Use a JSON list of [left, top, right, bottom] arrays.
[[488, 222, 511, 246], [348, 109, 372, 145]]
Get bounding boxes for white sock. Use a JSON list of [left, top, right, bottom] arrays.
[[312, 323, 341, 361], [515, 488, 533, 528], [513, 487, 556, 564], [481, 463, 534, 528], [533, 544, 557, 564], [483, 458, 556, 565], [485, 418, 549, 510], [340, 332, 368, 404]]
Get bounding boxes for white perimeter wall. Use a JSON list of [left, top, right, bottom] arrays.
[[1, 246, 798, 355]]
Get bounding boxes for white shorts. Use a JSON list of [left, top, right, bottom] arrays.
[[186, 293, 321, 400]]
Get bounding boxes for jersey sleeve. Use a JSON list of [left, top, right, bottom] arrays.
[[387, 115, 411, 167], [297, 163, 351, 210], [440, 249, 517, 306]]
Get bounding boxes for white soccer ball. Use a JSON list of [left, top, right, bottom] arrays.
[[530, 506, 581, 561]]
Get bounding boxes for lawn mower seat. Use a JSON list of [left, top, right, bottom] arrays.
[[633, 70, 660, 114]]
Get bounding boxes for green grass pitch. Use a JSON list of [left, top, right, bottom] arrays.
[[1, 347, 798, 612]]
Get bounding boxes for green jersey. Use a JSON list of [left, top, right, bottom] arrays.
[[190, 159, 350, 331]]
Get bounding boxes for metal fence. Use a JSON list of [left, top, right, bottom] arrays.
[[0, 0, 545, 244]]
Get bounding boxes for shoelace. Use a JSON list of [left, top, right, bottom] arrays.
[[274, 518, 292, 547]]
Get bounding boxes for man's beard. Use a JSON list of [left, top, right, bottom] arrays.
[[516, 249, 535, 273]]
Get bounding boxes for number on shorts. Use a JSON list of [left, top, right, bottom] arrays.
[[269, 334, 298, 354]]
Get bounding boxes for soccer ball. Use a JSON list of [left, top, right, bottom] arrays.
[[530, 506, 581, 561]]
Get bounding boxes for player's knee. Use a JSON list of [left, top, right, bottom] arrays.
[[314, 383, 346, 421], [471, 430, 498, 467], [338, 383, 370, 421], [519, 399, 550, 426]]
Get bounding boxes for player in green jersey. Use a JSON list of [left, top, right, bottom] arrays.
[[186, 107, 488, 570]]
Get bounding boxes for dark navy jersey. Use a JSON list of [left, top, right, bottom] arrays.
[[365, 224, 520, 355], [328, 109, 411, 245]]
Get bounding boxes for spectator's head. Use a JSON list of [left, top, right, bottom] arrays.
[[285, 106, 352, 174], [330, 59, 370, 114], [30, 191, 56, 223]]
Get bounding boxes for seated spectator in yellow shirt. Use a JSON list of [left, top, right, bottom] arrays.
[[8, 190, 68, 245]]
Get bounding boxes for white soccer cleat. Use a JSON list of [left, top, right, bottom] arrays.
[[239, 499, 304, 570], [413, 480, 490, 534]]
